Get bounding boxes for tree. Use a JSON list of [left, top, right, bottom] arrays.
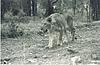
[[45, 0, 58, 17], [1, 0, 11, 19], [90, 0, 100, 21], [22, 0, 31, 16], [21, 0, 37, 16], [31, 0, 37, 16], [72, 0, 76, 16]]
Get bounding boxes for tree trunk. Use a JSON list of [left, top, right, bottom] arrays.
[[22, 0, 31, 16], [1, 0, 10, 19], [90, 0, 100, 21], [31, 0, 37, 16], [72, 0, 76, 16], [45, 0, 53, 17], [45, 0, 58, 17]]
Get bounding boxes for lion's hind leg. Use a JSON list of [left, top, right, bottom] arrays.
[[48, 31, 61, 48], [48, 32, 54, 48], [64, 29, 70, 42], [69, 27, 75, 41]]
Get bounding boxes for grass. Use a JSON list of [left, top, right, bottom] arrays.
[[1, 16, 100, 65]]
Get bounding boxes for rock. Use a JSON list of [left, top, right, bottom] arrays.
[[1, 58, 11, 64], [27, 59, 37, 63], [34, 56, 38, 58], [42, 55, 48, 59], [67, 49, 78, 54], [71, 56, 82, 65]]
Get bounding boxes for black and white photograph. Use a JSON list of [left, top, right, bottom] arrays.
[[1, 0, 100, 65]]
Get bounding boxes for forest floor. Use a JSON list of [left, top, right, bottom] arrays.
[[1, 19, 100, 65]]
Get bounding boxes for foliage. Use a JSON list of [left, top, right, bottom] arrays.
[[1, 21, 24, 39], [1, 12, 30, 39], [1, 0, 22, 19], [3, 11, 28, 23]]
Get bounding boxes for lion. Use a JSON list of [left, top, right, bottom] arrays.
[[41, 13, 75, 48]]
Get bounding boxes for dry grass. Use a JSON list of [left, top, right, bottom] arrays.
[[1, 17, 100, 65]]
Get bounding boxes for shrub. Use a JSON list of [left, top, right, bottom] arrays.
[[1, 22, 24, 39], [1, 11, 31, 39]]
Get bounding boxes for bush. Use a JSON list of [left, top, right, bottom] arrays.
[[2, 11, 29, 23], [1, 22, 24, 39], [1, 11, 32, 39]]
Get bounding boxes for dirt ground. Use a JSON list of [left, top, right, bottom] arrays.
[[1, 20, 100, 65]]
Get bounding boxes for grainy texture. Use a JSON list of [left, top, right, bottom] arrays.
[[1, 0, 100, 65], [1, 19, 100, 64]]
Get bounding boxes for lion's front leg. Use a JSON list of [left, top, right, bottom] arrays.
[[64, 29, 70, 42], [48, 32, 53, 48], [58, 30, 63, 46], [56, 32, 60, 46]]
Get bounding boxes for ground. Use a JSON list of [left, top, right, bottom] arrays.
[[1, 19, 100, 65]]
